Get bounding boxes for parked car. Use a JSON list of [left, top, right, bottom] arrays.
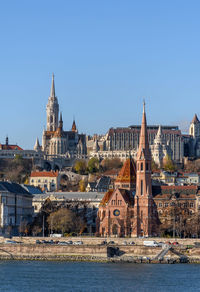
[[143, 241, 158, 247], [172, 241, 179, 245], [36, 240, 41, 244], [122, 241, 127, 245], [58, 241, 68, 245], [5, 240, 17, 244], [73, 241, 83, 245], [66, 241, 73, 245], [129, 241, 135, 245], [100, 240, 107, 245]]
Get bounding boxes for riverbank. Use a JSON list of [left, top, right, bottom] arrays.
[[1, 238, 200, 263]]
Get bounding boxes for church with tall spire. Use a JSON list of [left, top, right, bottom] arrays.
[[97, 103, 159, 237], [40, 74, 87, 159]]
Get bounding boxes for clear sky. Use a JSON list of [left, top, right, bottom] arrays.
[[0, 0, 200, 149]]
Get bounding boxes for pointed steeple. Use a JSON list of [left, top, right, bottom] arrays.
[[72, 118, 77, 132], [59, 112, 63, 130], [50, 73, 55, 98], [34, 137, 40, 151], [137, 101, 151, 160], [191, 114, 200, 124]]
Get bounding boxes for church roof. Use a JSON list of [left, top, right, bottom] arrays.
[[191, 114, 200, 124], [99, 189, 113, 206], [99, 188, 134, 207], [115, 157, 136, 184], [53, 126, 65, 138]]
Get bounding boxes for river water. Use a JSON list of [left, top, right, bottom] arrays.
[[0, 261, 200, 291]]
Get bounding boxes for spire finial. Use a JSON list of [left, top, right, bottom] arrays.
[[50, 73, 55, 98], [143, 99, 145, 113]]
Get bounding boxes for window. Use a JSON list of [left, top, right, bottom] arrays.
[[190, 203, 194, 208], [141, 180, 143, 196], [146, 163, 148, 171], [159, 203, 162, 207], [164, 203, 168, 207], [141, 163, 143, 171]]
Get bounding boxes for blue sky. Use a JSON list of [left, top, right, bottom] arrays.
[[0, 0, 200, 149]]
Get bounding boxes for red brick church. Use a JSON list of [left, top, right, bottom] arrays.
[[97, 103, 159, 237]]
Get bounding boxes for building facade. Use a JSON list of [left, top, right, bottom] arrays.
[[0, 182, 33, 233], [30, 171, 60, 192], [97, 104, 159, 237], [41, 74, 87, 161]]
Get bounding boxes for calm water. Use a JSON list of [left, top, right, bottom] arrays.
[[0, 261, 200, 291]]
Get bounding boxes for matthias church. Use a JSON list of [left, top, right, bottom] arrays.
[[36, 74, 87, 162]]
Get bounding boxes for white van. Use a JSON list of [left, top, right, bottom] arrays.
[[143, 240, 158, 247]]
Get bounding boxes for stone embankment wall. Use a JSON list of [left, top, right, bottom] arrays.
[[0, 237, 200, 263], [0, 244, 108, 261]]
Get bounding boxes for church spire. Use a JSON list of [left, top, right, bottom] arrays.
[[50, 73, 55, 98], [59, 112, 63, 130], [137, 101, 151, 160]]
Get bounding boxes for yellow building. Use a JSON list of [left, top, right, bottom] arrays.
[[29, 171, 59, 191]]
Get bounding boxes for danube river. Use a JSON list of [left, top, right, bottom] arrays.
[[0, 261, 200, 291]]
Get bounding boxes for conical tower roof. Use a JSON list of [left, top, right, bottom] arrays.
[[115, 157, 136, 184], [34, 137, 40, 151], [72, 119, 77, 132], [191, 114, 200, 124], [137, 102, 151, 160]]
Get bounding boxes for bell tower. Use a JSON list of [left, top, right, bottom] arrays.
[[135, 102, 153, 237], [46, 73, 59, 131]]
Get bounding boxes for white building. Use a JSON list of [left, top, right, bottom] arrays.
[[0, 182, 33, 232]]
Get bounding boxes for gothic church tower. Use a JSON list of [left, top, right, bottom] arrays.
[[46, 74, 59, 131], [134, 102, 154, 237]]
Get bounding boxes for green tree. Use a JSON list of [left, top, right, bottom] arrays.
[[74, 160, 87, 174], [87, 157, 99, 173]]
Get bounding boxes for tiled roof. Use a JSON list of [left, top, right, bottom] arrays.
[[0, 144, 23, 150], [115, 158, 136, 184], [99, 189, 113, 206], [30, 171, 58, 178]]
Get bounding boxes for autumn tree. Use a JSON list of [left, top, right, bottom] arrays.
[[74, 160, 87, 174], [87, 157, 99, 173], [163, 154, 176, 172], [151, 159, 159, 171], [101, 158, 122, 171], [79, 179, 86, 192], [47, 208, 85, 235]]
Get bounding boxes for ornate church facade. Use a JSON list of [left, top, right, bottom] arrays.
[[97, 104, 159, 237], [40, 74, 87, 160]]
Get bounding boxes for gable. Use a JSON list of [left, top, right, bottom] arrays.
[[107, 189, 128, 207]]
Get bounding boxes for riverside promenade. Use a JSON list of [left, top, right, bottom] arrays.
[[0, 237, 200, 263]]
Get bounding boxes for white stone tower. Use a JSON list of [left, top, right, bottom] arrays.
[[46, 74, 59, 131], [189, 114, 200, 138]]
